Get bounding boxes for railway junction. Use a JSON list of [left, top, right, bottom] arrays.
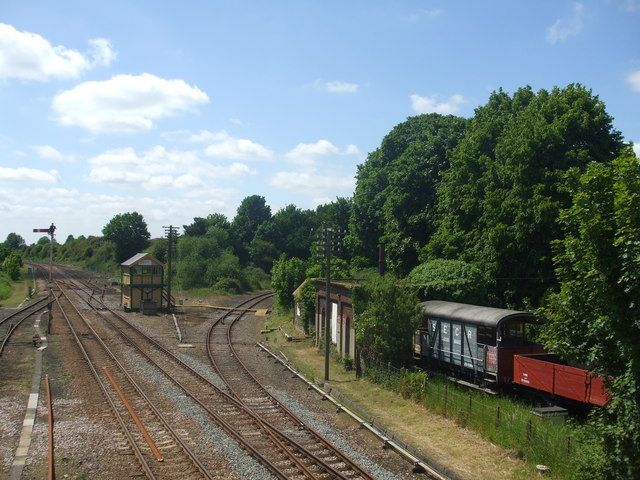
[[0, 263, 461, 480]]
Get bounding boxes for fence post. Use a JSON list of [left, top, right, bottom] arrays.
[[526, 418, 533, 442], [467, 393, 472, 419], [444, 383, 448, 416], [564, 435, 571, 455], [495, 406, 500, 428]]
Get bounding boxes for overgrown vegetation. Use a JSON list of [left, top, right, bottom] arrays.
[[363, 361, 596, 479]]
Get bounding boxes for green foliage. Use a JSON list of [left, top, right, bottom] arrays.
[[4, 232, 25, 250], [364, 361, 586, 479], [0, 272, 13, 301], [231, 195, 272, 264], [352, 275, 419, 366], [294, 279, 317, 333], [1, 251, 22, 280], [271, 255, 307, 309], [102, 211, 150, 262], [175, 230, 267, 294], [347, 113, 467, 274], [407, 258, 490, 303], [146, 238, 168, 263], [541, 148, 640, 479], [428, 84, 624, 307], [251, 204, 316, 270]]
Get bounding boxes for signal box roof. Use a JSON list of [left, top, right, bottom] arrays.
[[120, 253, 163, 267], [419, 300, 537, 328]]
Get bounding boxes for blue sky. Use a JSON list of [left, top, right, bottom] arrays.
[[0, 1, 639, 242]]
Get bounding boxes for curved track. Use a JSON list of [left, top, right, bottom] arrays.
[[51, 267, 368, 480], [206, 295, 374, 480], [0, 296, 50, 357]]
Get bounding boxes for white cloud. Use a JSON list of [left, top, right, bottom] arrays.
[[410, 93, 465, 115], [87, 145, 253, 191], [633, 142, 640, 157], [401, 9, 443, 22], [203, 130, 274, 160], [284, 140, 360, 167], [0, 167, 59, 183], [285, 139, 340, 166], [546, 3, 584, 44], [0, 23, 115, 80], [52, 73, 209, 134], [344, 144, 362, 156], [626, 70, 640, 92], [320, 80, 360, 94], [271, 171, 355, 193], [31, 144, 75, 162], [88, 38, 117, 67]]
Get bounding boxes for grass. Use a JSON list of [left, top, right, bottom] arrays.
[[0, 267, 34, 307], [262, 311, 541, 480]]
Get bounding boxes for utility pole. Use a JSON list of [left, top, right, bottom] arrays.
[[162, 225, 178, 311], [316, 226, 343, 382], [33, 223, 56, 333]]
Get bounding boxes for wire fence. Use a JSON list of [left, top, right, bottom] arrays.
[[362, 359, 578, 478]]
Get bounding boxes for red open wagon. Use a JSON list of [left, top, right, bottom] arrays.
[[513, 353, 609, 407]]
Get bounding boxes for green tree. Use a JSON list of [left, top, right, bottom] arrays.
[[347, 113, 467, 273], [183, 217, 208, 236], [146, 238, 168, 263], [231, 195, 272, 264], [2, 251, 22, 281], [428, 84, 623, 307], [541, 148, 640, 479], [352, 275, 419, 366], [407, 258, 489, 303], [271, 255, 307, 309], [102, 212, 150, 262], [251, 204, 316, 269], [4, 232, 25, 250]]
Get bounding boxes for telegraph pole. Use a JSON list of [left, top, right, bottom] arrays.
[[163, 225, 178, 311], [316, 226, 343, 382], [33, 223, 56, 333]]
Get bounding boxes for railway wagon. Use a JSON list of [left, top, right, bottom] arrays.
[[513, 353, 609, 406], [414, 301, 544, 385]]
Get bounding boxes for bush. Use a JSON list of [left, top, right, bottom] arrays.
[[352, 275, 419, 366], [407, 258, 489, 303]]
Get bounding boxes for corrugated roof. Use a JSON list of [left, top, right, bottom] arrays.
[[120, 252, 163, 267], [419, 300, 537, 328]]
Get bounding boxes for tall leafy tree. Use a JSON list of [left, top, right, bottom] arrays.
[[231, 195, 272, 264], [347, 113, 467, 274], [427, 84, 623, 307], [102, 212, 150, 262], [4, 232, 25, 250], [250, 204, 316, 269], [541, 148, 640, 479], [183, 217, 208, 236]]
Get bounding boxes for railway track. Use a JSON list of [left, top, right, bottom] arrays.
[[207, 295, 375, 480], [55, 267, 374, 479], [0, 295, 50, 356], [53, 282, 212, 480]]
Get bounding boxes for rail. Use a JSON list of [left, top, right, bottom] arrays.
[[45, 375, 55, 480], [207, 293, 375, 480], [257, 342, 450, 479]]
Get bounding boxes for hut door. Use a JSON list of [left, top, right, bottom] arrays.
[[344, 317, 351, 357]]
